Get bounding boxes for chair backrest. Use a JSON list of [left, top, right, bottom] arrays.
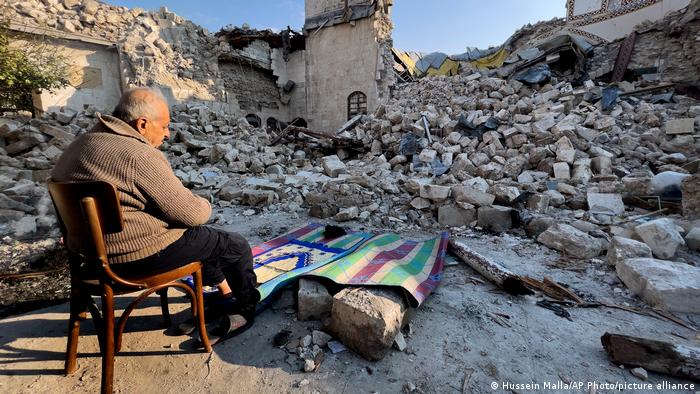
[[47, 180, 144, 287]]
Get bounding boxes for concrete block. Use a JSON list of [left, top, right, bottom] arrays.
[[616, 258, 700, 313], [419, 184, 451, 202], [591, 156, 612, 175], [297, 278, 332, 321], [241, 189, 276, 206], [438, 204, 476, 227], [587, 192, 625, 216], [606, 236, 653, 266], [321, 155, 347, 177], [537, 223, 602, 259], [527, 194, 550, 213], [665, 118, 695, 135], [451, 185, 495, 206], [327, 287, 407, 361], [335, 207, 359, 222], [477, 205, 514, 232], [553, 162, 570, 179], [635, 219, 685, 259]]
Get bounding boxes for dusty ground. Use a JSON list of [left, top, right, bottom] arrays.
[[0, 211, 698, 394]]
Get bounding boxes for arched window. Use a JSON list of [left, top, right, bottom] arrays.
[[347, 91, 367, 120], [289, 117, 307, 128], [245, 113, 261, 128], [266, 117, 279, 131]]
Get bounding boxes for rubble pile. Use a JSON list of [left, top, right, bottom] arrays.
[[6, 0, 222, 101], [1, 67, 699, 316]]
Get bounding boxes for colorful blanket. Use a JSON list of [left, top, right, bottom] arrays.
[[253, 223, 372, 301], [305, 232, 449, 306]]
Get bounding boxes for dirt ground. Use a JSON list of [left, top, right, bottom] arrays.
[[0, 210, 698, 394]]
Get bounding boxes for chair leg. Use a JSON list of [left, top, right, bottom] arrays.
[[65, 292, 87, 375], [157, 288, 171, 327], [193, 269, 212, 353], [101, 285, 115, 394]]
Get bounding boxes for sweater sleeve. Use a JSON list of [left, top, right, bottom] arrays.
[[134, 149, 212, 227]]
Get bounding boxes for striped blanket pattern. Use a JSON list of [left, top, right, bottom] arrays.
[[306, 232, 449, 306], [253, 223, 371, 301]]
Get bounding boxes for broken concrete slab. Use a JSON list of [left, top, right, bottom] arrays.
[[634, 219, 685, 260], [616, 257, 700, 313], [587, 192, 624, 216], [537, 223, 602, 259], [326, 287, 407, 361], [297, 278, 332, 321], [606, 236, 653, 266]]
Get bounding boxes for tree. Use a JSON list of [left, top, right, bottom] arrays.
[[0, 21, 72, 115]]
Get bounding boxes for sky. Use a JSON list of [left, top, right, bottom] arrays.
[[110, 0, 566, 55]]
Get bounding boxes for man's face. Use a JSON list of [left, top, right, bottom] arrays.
[[134, 100, 171, 148]]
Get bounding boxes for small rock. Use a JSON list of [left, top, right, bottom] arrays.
[[631, 367, 648, 381], [303, 359, 315, 372], [312, 330, 332, 347], [393, 332, 407, 352]]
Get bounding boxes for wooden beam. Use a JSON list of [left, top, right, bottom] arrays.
[[601, 333, 700, 381], [448, 240, 532, 296]]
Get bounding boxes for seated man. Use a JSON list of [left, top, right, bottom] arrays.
[[51, 87, 259, 339]]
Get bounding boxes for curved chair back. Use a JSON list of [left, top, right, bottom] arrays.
[[47, 180, 144, 288]]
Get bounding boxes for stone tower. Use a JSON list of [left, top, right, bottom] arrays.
[[303, 0, 395, 130]]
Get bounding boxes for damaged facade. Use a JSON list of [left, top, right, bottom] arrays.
[[562, 0, 690, 42], [0, 0, 699, 388], [2, 0, 395, 131]]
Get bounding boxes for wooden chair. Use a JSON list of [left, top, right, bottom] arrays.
[[47, 180, 212, 394]]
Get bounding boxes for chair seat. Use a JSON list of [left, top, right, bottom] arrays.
[[78, 261, 202, 295]]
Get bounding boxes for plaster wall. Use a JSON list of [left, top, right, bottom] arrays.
[[567, 0, 690, 41], [10, 37, 122, 113], [272, 48, 308, 122], [305, 0, 370, 18], [573, 0, 603, 16], [305, 16, 382, 130], [579, 0, 690, 41]]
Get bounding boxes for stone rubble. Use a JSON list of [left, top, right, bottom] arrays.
[[1, 59, 699, 339], [6, 0, 223, 102]]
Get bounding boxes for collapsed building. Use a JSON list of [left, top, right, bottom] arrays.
[[2, 0, 395, 131], [0, 0, 699, 382]]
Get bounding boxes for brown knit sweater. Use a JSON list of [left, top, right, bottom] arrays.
[[51, 113, 212, 263]]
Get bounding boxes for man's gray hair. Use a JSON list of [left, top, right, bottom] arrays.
[[112, 87, 168, 123]]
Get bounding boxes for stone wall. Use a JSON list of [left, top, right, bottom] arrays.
[[3, 0, 223, 109], [219, 61, 285, 124], [304, 0, 395, 130], [8, 33, 122, 113], [587, 0, 700, 89]]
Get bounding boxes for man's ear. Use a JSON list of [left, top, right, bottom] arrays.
[[134, 118, 148, 134]]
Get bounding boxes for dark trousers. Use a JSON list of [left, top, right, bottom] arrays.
[[111, 226, 259, 314]]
